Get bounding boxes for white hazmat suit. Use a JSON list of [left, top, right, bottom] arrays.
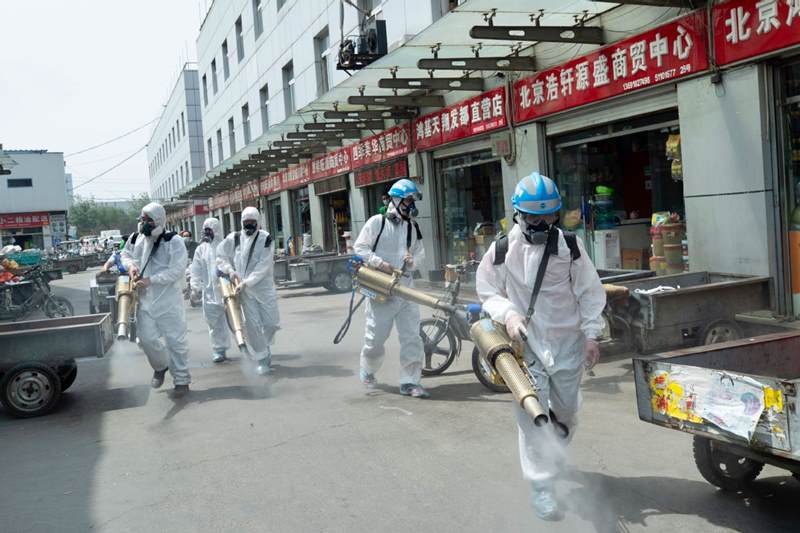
[[121, 202, 191, 386], [476, 225, 605, 483], [190, 217, 230, 358], [353, 206, 425, 386], [216, 207, 280, 365]]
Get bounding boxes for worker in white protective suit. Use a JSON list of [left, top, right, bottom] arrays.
[[476, 172, 606, 521], [353, 178, 428, 398], [216, 207, 280, 376], [190, 217, 230, 363], [121, 202, 191, 396]]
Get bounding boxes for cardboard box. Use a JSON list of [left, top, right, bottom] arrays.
[[622, 248, 647, 270]]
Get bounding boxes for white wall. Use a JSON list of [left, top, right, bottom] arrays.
[[677, 65, 773, 276], [0, 151, 67, 213]]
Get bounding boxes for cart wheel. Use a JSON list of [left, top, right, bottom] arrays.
[[419, 317, 459, 376], [58, 361, 78, 392], [68, 265, 79, 274], [703, 320, 741, 346], [0, 362, 62, 418], [471, 346, 510, 394], [325, 271, 352, 293], [44, 296, 74, 318], [692, 435, 763, 491]]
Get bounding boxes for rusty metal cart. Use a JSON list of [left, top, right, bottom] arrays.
[[633, 332, 800, 490]]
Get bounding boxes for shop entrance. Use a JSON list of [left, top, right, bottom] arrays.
[[434, 150, 504, 269], [550, 111, 685, 273], [267, 196, 284, 250], [778, 60, 800, 317], [291, 186, 311, 253], [321, 190, 351, 253]]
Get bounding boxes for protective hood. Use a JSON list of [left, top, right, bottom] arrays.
[[241, 206, 260, 224], [141, 202, 166, 238], [202, 217, 223, 243]]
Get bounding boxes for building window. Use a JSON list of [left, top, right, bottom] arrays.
[[282, 60, 295, 117], [228, 117, 236, 155], [222, 39, 230, 80], [207, 138, 214, 169], [217, 129, 224, 163], [259, 83, 270, 132], [7, 178, 32, 188], [211, 59, 218, 94], [253, 0, 264, 38], [235, 16, 245, 62], [181, 112, 186, 136], [180, 164, 184, 186], [277, 0, 286, 11], [242, 103, 251, 144], [185, 161, 190, 182], [314, 27, 330, 97], [202, 74, 209, 105], [358, 0, 374, 13]]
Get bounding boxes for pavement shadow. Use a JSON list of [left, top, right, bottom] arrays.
[[270, 363, 353, 380], [371, 381, 508, 403], [55, 384, 151, 414], [562, 469, 800, 533], [161, 384, 272, 420], [580, 363, 634, 395]]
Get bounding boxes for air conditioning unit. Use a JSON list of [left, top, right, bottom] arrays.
[[337, 18, 387, 71]]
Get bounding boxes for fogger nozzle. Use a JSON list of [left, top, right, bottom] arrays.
[[219, 276, 247, 349], [470, 319, 549, 426], [354, 265, 455, 314]]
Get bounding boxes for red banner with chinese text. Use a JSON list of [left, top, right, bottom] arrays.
[[354, 158, 409, 188], [310, 147, 351, 181], [280, 161, 313, 190], [713, 0, 800, 66], [413, 87, 508, 151], [350, 124, 412, 169], [0, 212, 51, 229], [512, 11, 709, 125]]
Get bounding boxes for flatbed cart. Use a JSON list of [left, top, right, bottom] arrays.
[[89, 270, 119, 316], [603, 272, 771, 353], [0, 314, 114, 418], [275, 253, 354, 293], [633, 332, 800, 490]]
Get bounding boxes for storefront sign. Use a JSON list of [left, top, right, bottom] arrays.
[[354, 158, 409, 187], [260, 173, 282, 196], [241, 181, 259, 202], [314, 174, 349, 195], [310, 147, 351, 181], [209, 192, 230, 210], [713, 0, 800, 66], [230, 187, 244, 204], [351, 124, 412, 169], [0, 212, 51, 229], [280, 161, 313, 190], [413, 86, 508, 151], [194, 204, 209, 216], [513, 11, 709, 125]]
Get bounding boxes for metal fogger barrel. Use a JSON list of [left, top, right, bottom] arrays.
[[115, 275, 137, 340], [218, 276, 247, 349], [354, 264, 455, 314], [470, 318, 548, 426]]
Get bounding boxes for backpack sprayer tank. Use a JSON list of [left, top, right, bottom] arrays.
[[218, 275, 247, 350]]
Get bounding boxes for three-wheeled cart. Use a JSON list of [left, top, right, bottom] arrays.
[[604, 272, 771, 353], [0, 314, 114, 418], [275, 253, 353, 293], [633, 332, 800, 490]]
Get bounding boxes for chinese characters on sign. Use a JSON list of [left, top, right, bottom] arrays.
[[0, 212, 51, 229], [714, 0, 800, 65], [260, 173, 282, 196], [280, 161, 313, 190], [310, 147, 351, 181], [413, 86, 508, 151], [513, 11, 709, 124], [350, 124, 412, 169], [209, 192, 230, 210], [354, 158, 410, 188]]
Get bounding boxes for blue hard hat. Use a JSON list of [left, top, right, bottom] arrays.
[[388, 178, 422, 201], [511, 172, 561, 215]]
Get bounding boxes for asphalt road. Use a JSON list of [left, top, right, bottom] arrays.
[[1, 268, 798, 533]]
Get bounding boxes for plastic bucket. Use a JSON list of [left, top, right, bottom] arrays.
[[651, 233, 664, 256], [664, 244, 683, 265], [649, 255, 664, 273], [662, 223, 685, 245]]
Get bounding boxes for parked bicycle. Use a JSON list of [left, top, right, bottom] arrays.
[[418, 260, 510, 393], [0, 265, 74, 321]]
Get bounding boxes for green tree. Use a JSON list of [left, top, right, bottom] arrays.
[[68, 194, 151, 236]]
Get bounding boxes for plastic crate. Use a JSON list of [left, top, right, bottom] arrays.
[[5, 251, 42, 266]]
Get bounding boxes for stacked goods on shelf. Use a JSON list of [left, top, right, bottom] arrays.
[[662, 220, 686, 275]]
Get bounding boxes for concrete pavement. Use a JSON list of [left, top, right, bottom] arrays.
[[0, 268, 798, 532]]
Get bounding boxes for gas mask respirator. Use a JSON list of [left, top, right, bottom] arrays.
[[516, 212, 553, 245], [203, 229, 214, 242], [243, 223, 257, 236], [394, 198, 419, 219], [140, 221, 155, 237]]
